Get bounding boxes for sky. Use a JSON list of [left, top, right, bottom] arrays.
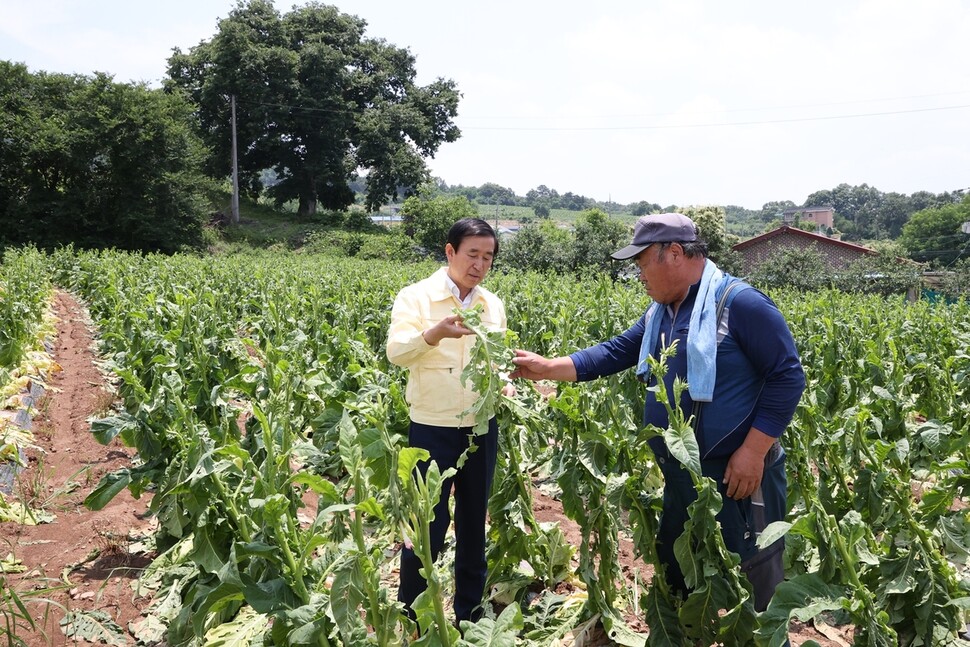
[[2, 0, 969, 210]]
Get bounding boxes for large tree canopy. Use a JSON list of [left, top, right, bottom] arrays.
[[898, 196, 970, 266], [167, 0, 460, 216], [0, 61, 211, 252]]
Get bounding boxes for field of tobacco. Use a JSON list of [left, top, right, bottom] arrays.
[[2, 246, 969, 646]]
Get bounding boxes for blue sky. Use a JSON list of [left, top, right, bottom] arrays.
[[2, 0, 969, 209]]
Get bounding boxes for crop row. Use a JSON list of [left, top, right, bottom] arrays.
[[2, 247, 969, 645]]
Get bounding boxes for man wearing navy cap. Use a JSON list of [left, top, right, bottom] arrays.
[[511, 212, 805, 613]]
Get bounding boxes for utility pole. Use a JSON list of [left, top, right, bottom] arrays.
[[230, 95, 240, 224]]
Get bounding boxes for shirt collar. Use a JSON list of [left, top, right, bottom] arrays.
[[444, 272, 477, 308]]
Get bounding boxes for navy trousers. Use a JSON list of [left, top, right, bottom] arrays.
[[656, 445, 788, 613], [398, 418, 498, 622]]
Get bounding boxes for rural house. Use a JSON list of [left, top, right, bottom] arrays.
[[781, 205, 835, 232], [732, 224, 877, 274]]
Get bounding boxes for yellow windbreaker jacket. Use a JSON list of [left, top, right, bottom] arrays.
[[386, 267, 507, 427]]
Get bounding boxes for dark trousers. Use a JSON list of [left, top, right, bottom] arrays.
[[398, 418, 498, 622], [656, 446, 788, 612]]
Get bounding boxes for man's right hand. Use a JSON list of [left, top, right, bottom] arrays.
[[422, 315, 474, 346], [510, 350, 578, 382]]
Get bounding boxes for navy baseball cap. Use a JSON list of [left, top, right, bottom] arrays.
[[611, 212, 698, 260]]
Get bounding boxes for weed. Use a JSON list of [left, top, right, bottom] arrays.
[[14, 457, 89, 517], [90, 389, 115, 419], [0, 572, 66, 646], [92, 521, 129, 563]]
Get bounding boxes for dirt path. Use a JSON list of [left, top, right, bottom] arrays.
[[0, 290, 154, 646]]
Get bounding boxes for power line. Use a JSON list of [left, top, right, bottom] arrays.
[[462, 104, 970, 132], [232, 97, 970, 131], [467, 90, 970, 121]]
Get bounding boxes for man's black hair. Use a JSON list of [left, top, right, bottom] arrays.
[[447, 218, 499, 257]]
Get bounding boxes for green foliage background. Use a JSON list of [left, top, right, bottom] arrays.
[[0, 62, 212, 253]]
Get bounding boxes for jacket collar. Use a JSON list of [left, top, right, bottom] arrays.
[[430, 267, 482, 306]]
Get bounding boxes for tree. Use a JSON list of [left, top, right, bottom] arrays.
[[680, 205, 744, 275], [571, 208, 627, 272], [559, 192, 594, 211], [631, 200, 662, 217], [757, 201, 796, 223], [166, 0, 460, 216], [0, 61, 212, 252], [476, 182, 518, 206], [748, 246, 833, 291], [872, 192, 911, 239], [400, 191, 478, 254], [501, 221, 573, 273], [898, 197, 970, 266], [525, 185, 559, 206]]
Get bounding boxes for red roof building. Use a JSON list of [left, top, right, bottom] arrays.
[[732, 225, 877, 273]]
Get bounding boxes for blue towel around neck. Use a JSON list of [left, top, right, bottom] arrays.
[[635, 260, 724, 402]]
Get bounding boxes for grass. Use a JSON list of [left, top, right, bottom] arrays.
[[214, 199, 325, 250]]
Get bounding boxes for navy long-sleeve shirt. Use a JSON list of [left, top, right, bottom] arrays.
[[570, 281, 805, 459]]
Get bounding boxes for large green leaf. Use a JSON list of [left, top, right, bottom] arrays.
[[664, 424, 701, 477], [330, 561, 368, 644], [642, 578, 686, 647], [457, 603, 523, 646], [89, 413, 140, 445], [756, 573, 847, 646], [83, 469, 131, 511]]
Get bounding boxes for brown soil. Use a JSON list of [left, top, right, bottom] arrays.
[[0, 290, 851, 646], [0, 291, 155, 646]]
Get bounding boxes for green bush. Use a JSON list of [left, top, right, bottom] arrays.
[[939, 259, 970, 299], [501, 221, 574, 273], [748, 244, 922, 295], [303, 230, 362, 256], [400, 192, 478, 252], [356, 234, 419, 261], [747, 246, 833, 291], [302, 230, 417, 261], [835, 254, 922, 296]]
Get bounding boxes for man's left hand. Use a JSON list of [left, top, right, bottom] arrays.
[[723, 445, 765, 500]]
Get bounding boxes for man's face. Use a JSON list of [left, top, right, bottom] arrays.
[[445, 235, 496, 295], [635, 243, 677, 304]]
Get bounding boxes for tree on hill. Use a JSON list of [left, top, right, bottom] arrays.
[[802, 183, 963, 241], [167, 0, 460, 217], [757, 201, 796, 223], [631, 200, 662, 217], [0, 61, 211, 252], [898, 196, 970, 266]]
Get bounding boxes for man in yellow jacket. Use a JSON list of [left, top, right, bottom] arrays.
[[386, 217, 507, 624]]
